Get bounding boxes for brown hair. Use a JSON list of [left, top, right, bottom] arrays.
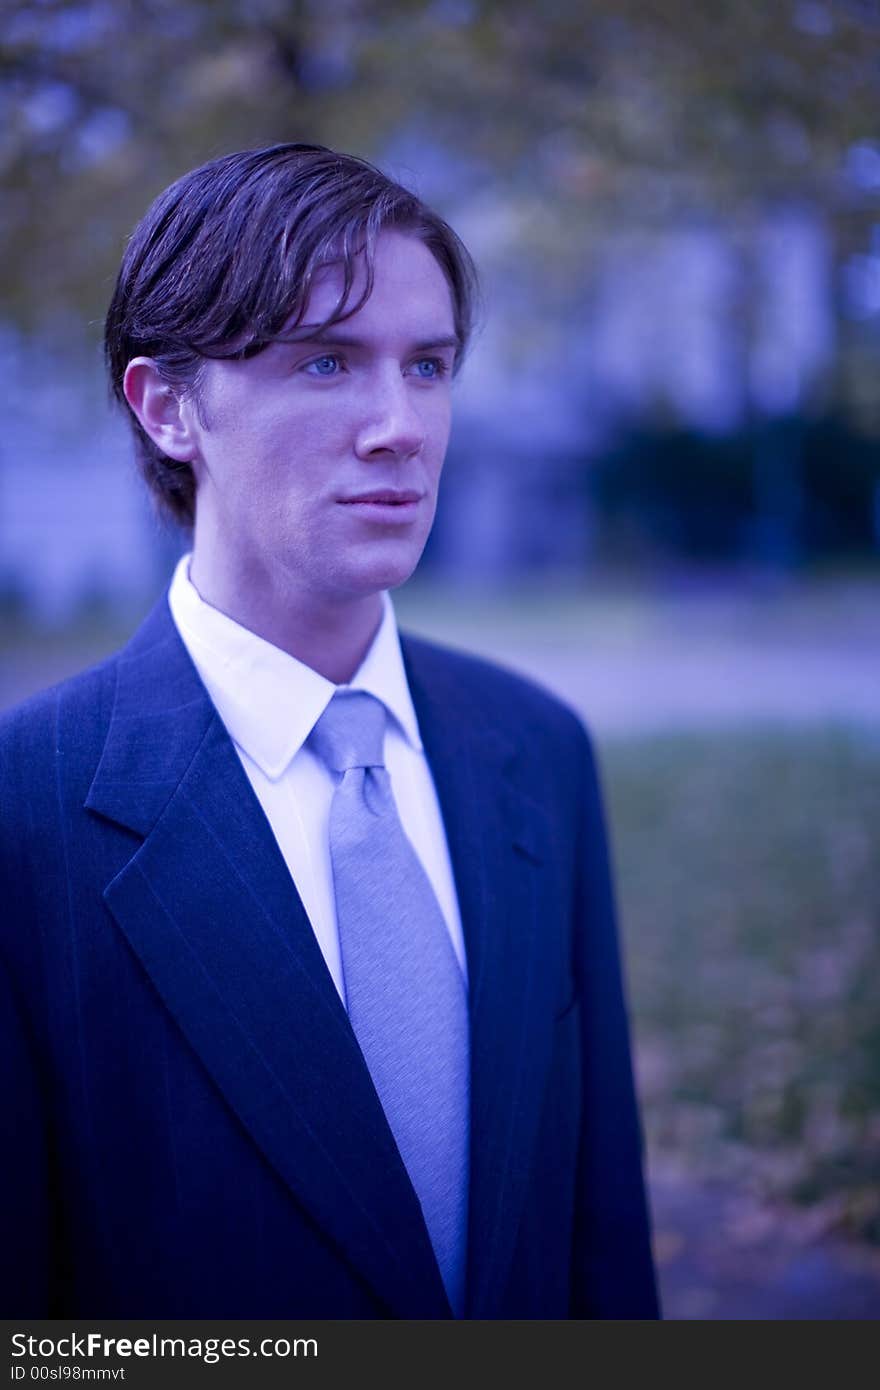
[[104, 142, 479, 527]]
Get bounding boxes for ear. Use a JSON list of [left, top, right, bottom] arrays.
[[122, 357, 199, 462]]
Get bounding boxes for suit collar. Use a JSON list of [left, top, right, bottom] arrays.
[[85, 595, 216, 836]]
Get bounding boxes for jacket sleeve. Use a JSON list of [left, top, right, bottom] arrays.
[[569, 728, 661, 1318], [0, 698, 55, 1317], [1, 953, 51, 1315]]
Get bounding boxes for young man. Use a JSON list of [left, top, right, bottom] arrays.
[[1, 143, 659, 1319]]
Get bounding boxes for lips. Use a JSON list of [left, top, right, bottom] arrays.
[[339, 490, 421, 505]]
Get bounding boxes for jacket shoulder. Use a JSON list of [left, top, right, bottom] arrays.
[[399, 630, 592, 756], [0, 654, 118, 755], [0, 654, 121, 826], [0, 594, 178, 766]]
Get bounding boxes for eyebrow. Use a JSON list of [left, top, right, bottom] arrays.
[[282, 329, 460, 353]]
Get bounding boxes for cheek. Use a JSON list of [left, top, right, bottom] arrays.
[[426, 396, 452, 449]]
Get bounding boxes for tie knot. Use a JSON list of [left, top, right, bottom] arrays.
[[308, 690, 387, 773]]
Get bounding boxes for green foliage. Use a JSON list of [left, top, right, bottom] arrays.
[[604, 725, 880, 1243]]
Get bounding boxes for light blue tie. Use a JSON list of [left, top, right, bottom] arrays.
[[309, 690, 469, 1316]]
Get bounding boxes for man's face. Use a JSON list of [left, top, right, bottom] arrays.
[[183, 230, 457, 616]]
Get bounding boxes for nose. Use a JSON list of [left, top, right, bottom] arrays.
[[354, 372, 425, 461]]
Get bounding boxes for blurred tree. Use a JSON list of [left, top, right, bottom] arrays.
[[1, 0, 878, 329]]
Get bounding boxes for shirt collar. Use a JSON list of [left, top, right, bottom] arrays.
[[167, 553, 423, 780]]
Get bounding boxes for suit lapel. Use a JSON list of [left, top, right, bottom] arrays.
[[86, 600, 450, 1319], [402, 636, 562, 1319]]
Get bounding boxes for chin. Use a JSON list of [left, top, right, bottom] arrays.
[[346, 542, 427, 595]]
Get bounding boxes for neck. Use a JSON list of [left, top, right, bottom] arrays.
[[187, 555, 384, 685]]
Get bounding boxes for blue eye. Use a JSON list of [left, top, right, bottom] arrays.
[[305, 355, 341, 376], [411, 358, 447, 379]]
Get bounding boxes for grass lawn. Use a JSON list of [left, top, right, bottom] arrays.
[[602, 724, 880, 1245]]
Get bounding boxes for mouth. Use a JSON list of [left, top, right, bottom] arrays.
[[339, 490, 422, 506], [337, 489, 423, 523]]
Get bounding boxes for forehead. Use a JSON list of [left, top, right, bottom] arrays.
[[300, 231, 455, 339]]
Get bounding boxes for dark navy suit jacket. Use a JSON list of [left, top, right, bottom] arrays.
[[1, 597, 658, 1318]]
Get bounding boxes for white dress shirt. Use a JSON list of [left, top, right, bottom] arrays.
[[167, 554, 466, 1005]]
